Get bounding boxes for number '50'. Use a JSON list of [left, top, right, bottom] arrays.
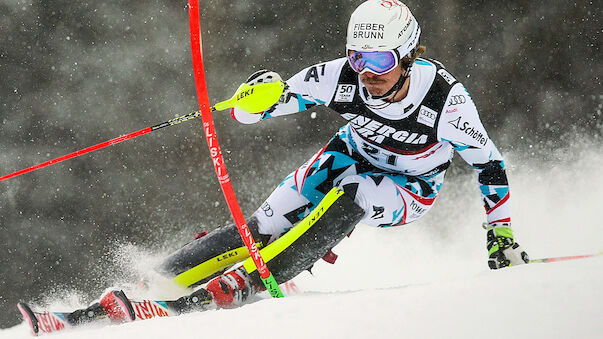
[[339, 85, 353, 93]]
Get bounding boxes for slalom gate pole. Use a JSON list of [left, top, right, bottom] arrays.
[[0, 111, 203, 183], [529, 251, 602, 264], [187, 0, 283, 298]]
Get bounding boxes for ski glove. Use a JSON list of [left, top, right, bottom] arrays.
[[246, 70, 291, 104], [486, 224, 529, 269]]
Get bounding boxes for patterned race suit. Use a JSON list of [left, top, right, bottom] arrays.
[[232, 58, 510, 239]]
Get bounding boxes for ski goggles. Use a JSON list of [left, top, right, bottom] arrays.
[[347, 50, 399, 75]]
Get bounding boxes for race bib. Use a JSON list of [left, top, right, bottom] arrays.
[[334, 84, 356, 102]]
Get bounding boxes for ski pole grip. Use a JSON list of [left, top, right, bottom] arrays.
[[214, 81, 285, 113]]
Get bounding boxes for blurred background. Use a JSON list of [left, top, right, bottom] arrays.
[[0, 0, 600, 328]]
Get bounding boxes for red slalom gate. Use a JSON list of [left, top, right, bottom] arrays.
[[187, 0, 283, 298]]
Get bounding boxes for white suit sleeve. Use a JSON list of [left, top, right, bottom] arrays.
[[231, 58, 346, 124], [438, 83, 511, 225]]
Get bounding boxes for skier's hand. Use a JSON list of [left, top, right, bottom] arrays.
[[245, 69, 282, 85], [245, 70, 291, 104], [486, 224, 529, 269], [230, 70, 290, 123]]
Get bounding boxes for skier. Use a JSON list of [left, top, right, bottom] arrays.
[[157, 0, 529, 310], [19, 0, 530, 330]]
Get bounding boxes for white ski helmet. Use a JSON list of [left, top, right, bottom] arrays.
[[346, 0, 421, 58]]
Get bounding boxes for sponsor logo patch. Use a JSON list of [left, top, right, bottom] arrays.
[[352, 23, 385, 39], [410, 200, 426, 214], [438, 69, 456, 85], [133, 300, 169, 320], [448, 117, 488, 146], [261, 202, 274, 217], [448, 94, 466, 106], [398, 18, 413, 38], [372, 206, 385, 219], [335, 84, 356, 102], [342, 113, 428, 145], [417, 105, 437, 128]]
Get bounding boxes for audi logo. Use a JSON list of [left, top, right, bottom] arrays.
[[261, 202, 274, 217], [448, 95, 466, 106]]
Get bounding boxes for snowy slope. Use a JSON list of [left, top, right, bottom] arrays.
[[2, 227, 601, 339], [2, 145, 602, 338]]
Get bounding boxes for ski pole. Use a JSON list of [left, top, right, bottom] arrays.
[[187, 0, 284, 298], [529, 251, 602, 264], [0, 80, 284, 183], [0, 111, 201, 182]]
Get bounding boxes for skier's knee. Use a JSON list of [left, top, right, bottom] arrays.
[[244, 187, 365, 285], [338, 174, 433, 227], [338, 175, 376, 221]]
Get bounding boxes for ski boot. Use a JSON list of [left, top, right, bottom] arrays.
[[205, 267, 261, 308], [99, 290, 136, 322]]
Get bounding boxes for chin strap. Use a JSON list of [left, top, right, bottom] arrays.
[[369, 60, 415, 102], [363, 73, 407, 109], [370, 72, 408, 101]]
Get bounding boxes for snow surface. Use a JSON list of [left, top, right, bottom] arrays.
[[2, 145, 602, 338], [2, 228, 601, 339]]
